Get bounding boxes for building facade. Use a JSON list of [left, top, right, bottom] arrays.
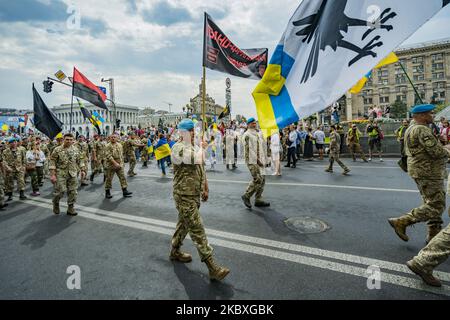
[[138, 111, 186, 127], [346, 37, 450, 120], [52, 102, 140, 137], [189, 83, 226, 119]]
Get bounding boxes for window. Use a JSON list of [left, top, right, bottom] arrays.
[[396, 75, 407, 84], [364, 98, 373, 105], [414, 74, 425, 81], [433, 82, 446, 89], [396, 95, 407, 102], [378, 78, 389, 85], [412, 56, 424, 64], [413, 65, 424, 73], [433, 72, 445, 80], [417, 84, 426, 91], [377, 70, 389, 77], [432, 63, 444, 71], [380, 87, 390, 94], [380, 96, 389, 103], [398, 59, 407, 66], [432, 53, 444, 61]]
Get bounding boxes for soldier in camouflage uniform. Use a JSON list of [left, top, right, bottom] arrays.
[[49, 133, 86, 216], [326, 125, 351, 175], [346, 124, 368, 162], [0, 151, 9, 210], [140, 135, 149, 168], [90, 134, 106, 182], [170, 118, 230, 281], [241, 118, 270, 209], [124, 133, 144, 177], [104, 133, 132, 199], [389, 104, 450, 245], [74, 135, 89, 186], [2, 137, 28, 201]]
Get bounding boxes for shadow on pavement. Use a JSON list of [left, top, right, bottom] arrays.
[[172, 262, 234, 300], [16, 215, 75, 250]]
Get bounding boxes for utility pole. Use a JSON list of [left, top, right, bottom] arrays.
[[163, 101, 173, 113], [102, 78, 116, 131]]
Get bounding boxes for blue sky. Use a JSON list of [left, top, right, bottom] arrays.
[[0, 0, 449, 117]]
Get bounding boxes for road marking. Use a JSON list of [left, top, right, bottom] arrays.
[[135, 173, 418, 193], [25, 198, 450, 296]]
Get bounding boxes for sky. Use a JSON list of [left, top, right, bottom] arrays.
[[0, 0, 449, 118]]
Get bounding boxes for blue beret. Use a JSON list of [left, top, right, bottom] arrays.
[[8, 137, 16, 143], [192, 115, 197, 119], [411, 104, 435, 114], [247, 117, 256, 124], [178, 119, 195, 131]]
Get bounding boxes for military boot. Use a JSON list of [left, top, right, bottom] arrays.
[[53, 200, 60, 215], [6, 192, 13, 202], [241, 195, 251, 209], [0, 203, 8, 211], [254, 199, 270, 207], [67, 205, 78, 216], [426, 225, 442, 244], [204, 256, 230, 281], [122, 188, 133, 197], [105, 189, 113, 199], [325, 168, 333, 173], [406, 260, 442, 287], [19, 191, 28, 200], [143, 162, 148, 168], [170, 247, 192, 263], [343, 168, 351, 176], [90, 173, 95, 182], [388, 215, 416, 242]]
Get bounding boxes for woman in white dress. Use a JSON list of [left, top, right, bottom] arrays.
[[271, 132, 281, 176]]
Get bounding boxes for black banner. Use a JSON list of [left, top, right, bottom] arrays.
[[203, 13, 268, 80]]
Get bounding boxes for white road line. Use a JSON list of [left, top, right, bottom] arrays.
[[136, 174, 418, 193], [24, 199, 450, 296], [28, 197, 450, 282]]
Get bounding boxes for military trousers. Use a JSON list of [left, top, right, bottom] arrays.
[[28, 169, 38, 191], [406, 179, 445, 228], [141, 147, 149, 162], [105, 167, 128, 190], [172, 194, 213, 262], [328, 152, 348, 171], [128, 154, 136, 174], [5, 170, 26, 193], [53, 174, 78, 206], [245, 164, 265, 201], [413, 222, 450, 273], [0, 174, 5, 206], [348, 143, 367, 161], [91, 159, 104, 175]]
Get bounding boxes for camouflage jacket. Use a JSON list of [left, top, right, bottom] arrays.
[[243, 129, 265, 165], [104, 142, 124, 169], [171, 142, 206, 196], [2, 147, 27, 171], [93, 140, 105, 160], [49, 145, 85, 178], [405, 124, 449, 179], [329, 131, 341, 153], [124, 138, 139, 155]]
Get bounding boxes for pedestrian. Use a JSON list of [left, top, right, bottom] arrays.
[[270, 131, 281, 176], [303, 127, 314, 161], [285, 124, 297, 168], [241, 118, 270, 208], [347, 124, 368, 162], [225, 128, 237, 170], [325, 125, 350, 175], [170, 118, 230, 281], [0, 152, 9, 211], [49, 133, 86, 216], [388, 104, 450, 245], [366, 121, 384, 162], [26, 140, 45, 196], [439, 120, 450, 145], [208, 135, 217, 171], [104, 133, 133, 199], [313, 126, 325, 160]]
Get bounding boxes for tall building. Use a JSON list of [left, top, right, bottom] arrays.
[[346, 37, 450, 120], [189, 82, 227, 119]]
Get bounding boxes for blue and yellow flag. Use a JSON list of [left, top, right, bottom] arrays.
[[154, 138, 171, 161]]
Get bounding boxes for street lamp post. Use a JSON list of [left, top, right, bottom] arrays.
[[101, 78, 117, 131]]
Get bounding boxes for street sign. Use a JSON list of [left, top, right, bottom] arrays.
[[55, 70, 66, 81], [98, 86, 107, 95]]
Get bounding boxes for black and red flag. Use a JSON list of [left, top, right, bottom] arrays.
[[203, 13, 268, 80], [72, 67, 108, 110]]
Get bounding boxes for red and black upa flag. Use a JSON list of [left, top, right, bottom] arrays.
[[72, 67, 108, 110], [32, 83, 63, 140], [203, 12, 268, 80]]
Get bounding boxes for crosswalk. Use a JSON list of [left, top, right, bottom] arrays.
[[23, 197, 450, 297]]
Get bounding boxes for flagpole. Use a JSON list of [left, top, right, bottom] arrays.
[[70, 87, 74, 133], [202, 66, 206, 137], [398, 61, 424, 105]]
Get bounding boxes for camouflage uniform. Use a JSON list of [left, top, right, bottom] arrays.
[[41, 142, 50, 177], [74, 141, 89, 185], [403, 124, 448, 231], [104, 141, 128, 190], [327, 131, 349, 173], [140, 137, 149, 166], [91, 139, 105, 177], [49, 144, 85, 214], [347, 128, 367, 161], [171, 141, 213, 261], [242, 128, 267, 203], [0, 153, 5, 208], [125, 137, 139, 175], [2, 146, 27, 194]]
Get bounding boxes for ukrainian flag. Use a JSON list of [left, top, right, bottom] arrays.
[[154, 138, 171, 161]]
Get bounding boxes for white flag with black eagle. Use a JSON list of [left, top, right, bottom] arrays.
[[253, 0, 449, 134]]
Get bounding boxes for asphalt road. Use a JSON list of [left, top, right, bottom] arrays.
[[1, 157, 450, 300]]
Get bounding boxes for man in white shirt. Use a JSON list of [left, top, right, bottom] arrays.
[[285, 125, 298, 168], [313, 126, 326, 160]]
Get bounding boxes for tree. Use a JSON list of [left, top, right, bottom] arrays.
[[390, 100, 407, 119]]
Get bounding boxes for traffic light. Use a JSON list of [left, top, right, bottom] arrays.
[[116, 119, 121, 129], [43, 80, 54, 93]]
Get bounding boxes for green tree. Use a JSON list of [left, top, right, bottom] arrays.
[[390, 100, 407, 119]]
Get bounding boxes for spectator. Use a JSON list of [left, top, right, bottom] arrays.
[[303, 127, 314, 161], [285, 125, 297, 168], [313, 126, 325, 160], [271, 131, 281, 176]]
